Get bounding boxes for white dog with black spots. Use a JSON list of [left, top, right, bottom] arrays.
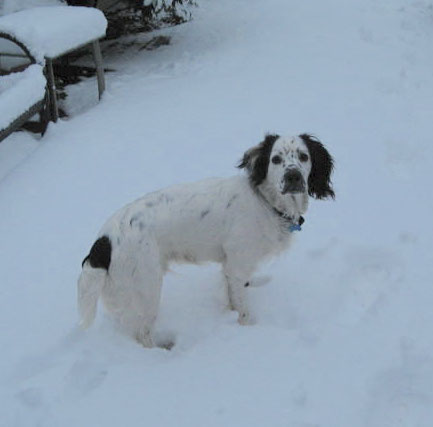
[[78, 133, 334, 347]]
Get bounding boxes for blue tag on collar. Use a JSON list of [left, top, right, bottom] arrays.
[[289, 223, 302, 232]]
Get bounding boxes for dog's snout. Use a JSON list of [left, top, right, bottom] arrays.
[[282, 169, 304, 194], [285, 169, 302, 184]]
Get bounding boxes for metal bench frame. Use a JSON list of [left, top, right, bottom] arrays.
[[0, 32, 49, 143]]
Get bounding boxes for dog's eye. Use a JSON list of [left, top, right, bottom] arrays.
[[299, 152, 309, 162], [271, 155, 282, 164]]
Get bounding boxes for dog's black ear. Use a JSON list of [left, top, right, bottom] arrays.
[[238, 134, 279, 186], [300, 133, 335, 199]]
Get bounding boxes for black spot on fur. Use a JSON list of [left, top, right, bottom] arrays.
[[200, 209, 210, 219], [129, 213, 143, 227], [244, 282, 250, 287], [82, 236, 112, 271], [226, 194, 239, 209], [238, 134, 280, 187], [299, 134, 335, 200]]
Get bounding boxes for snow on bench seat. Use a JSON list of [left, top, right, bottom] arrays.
[[0, 64, 46, 132], [0, 6, 107, 63]]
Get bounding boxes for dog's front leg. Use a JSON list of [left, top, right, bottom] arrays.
[[223, 265, 254, 325]]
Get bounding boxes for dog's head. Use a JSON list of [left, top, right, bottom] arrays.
[[238, 133, 335, 200]]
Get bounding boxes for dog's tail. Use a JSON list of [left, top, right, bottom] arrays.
[[77, 236, 112, 328]]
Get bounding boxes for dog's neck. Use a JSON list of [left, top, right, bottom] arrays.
[[256, 180, 309, 224]]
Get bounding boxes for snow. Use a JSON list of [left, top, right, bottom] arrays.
[[1, 0, 433, 426], [0, 64, 46, 131], [0, 6, 107, 62], [0, 0, 62, 16]]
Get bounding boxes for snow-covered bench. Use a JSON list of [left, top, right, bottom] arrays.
[[0, 64, 47, 142], [0, 6, 107, 125]]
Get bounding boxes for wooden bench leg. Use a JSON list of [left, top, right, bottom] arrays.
[[92, 40, 105, 100], [45, 58, 59, 122]]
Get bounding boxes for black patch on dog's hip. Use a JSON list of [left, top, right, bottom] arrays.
[[82, 236, 112, 271]]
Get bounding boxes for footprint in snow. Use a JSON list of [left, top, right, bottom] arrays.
[[15, 387, 45, 408], [63, 359, 108, 399]]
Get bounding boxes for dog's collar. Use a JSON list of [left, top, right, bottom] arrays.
[[252, 184, 305, 232], [273, 208, 305, 232]]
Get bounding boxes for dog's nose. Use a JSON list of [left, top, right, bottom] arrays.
[[282, 169, 304, 194]]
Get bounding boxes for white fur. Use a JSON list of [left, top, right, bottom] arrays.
[[77, 135, 315, 347]]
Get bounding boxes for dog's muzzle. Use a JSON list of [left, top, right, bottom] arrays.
[[282, 169, 305, 194]]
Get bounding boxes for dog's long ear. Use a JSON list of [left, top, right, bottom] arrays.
[[238, 134, 280, 186], [300, 133, 335, 199]]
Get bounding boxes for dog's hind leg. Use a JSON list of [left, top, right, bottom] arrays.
[[126, 287, 161, 348], [101, 238, 163, 348]]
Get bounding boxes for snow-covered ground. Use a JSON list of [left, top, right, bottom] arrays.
[[1, 0, 433, 425]]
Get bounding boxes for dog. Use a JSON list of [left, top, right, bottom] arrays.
[[77, 133, 334, 347]]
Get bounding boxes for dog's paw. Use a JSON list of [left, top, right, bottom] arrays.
[[238, 312, 255, 326], [135, 332, 155, 348], [154, 331, 176, 350]]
